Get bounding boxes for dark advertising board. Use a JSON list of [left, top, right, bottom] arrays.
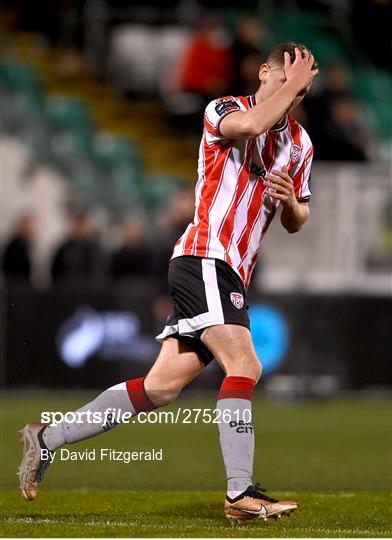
[[1, 285, 391, 390]]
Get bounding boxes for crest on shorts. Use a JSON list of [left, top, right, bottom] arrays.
[[230, 292, 244, 310], [290, 144, 302, 163]]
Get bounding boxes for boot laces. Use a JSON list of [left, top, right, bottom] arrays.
[[246, 482, 278, 503]]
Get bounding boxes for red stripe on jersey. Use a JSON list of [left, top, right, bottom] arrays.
[[204, 114, 219, 137], [244, 252, 259, 288], [237, 132, 278, 258], [198, 143, 233, 254], [217, 140, 254, 249], [293, 146, 312, 198], [172, 97, 314, 290], [288, 116, 302, 174], [299, 146, 313, 197], [242, 205, 277, 287], [182, 139, 223, 251]]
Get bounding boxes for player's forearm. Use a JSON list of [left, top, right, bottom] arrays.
[[280, 200, 310, 233], [238, 81, 300, 137]]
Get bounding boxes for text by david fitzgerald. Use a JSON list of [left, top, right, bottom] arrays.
[[41, 448, 163, 464]]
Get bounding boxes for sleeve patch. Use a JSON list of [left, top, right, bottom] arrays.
[[215, 99, 240, 117]]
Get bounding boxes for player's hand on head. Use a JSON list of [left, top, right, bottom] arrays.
[[284, 47, 319, 93]]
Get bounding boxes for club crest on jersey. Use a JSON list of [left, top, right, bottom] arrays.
[[230, 292, 244, 309], [290, 144, 302, 163]]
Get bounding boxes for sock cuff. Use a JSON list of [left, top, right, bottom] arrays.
[[218, 376, 256, 401], [126, 377, 156, 413]]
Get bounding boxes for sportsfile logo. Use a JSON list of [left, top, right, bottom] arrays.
[[41, 409, 132, 427], [40, 408, 252, 426]]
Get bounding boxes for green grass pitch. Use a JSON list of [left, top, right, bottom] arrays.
[[1, 391, 391, 537]]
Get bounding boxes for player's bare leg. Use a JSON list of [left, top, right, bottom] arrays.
[[201, 324, 297, 524], [18, 338, 204, 500], [144, 338, 204, 405]]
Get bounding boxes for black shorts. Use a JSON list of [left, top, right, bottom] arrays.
[[156, 256, 250, 365]]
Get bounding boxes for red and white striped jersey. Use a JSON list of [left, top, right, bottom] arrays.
[[172, 94, 314, 288]]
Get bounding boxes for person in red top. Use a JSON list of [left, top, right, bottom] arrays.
[[179, 18, 233, 99], [19, 43, 318, 525]]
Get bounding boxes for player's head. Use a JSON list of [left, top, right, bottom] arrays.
[[258, 42, 317, 110]]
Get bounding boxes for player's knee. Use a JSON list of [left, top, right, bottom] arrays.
[[226, 355, 262, 382], [254, 360, 262, 382], [144, 378, 183, 408], [149, 389, 180, 407], [246, 358, 262, 382]]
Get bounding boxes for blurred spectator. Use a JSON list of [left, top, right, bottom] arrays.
[[153, 186, 195, 280], [51, 212, 104, 285], [319, 64, 352, 102], [163, 186, 195, 247], [1, 214, 36, 285], [163, 17, 233, 130], [177, 17, 233, 101], [110, 220, 153, 280], [289, 102, 310, 131], [311, 96, 369, 162], [230, 18, 265, 96], [323, 98, 368, 161], [305, 64, 352, 125], [305, 64, 369, 161]]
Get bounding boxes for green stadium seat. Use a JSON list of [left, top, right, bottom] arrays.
[[268, 10, 325, 44], [268, 11, 350, 66], [353, 69, 392, 103], [45, 97, 94, 155], [93, 135, 141, 174], [141, 174, 182, 211], [0, 62, 40, 91], [46, 96, 92, 128], [92, 135, 144, 217], [0, 62, 43, 113], [305, 34, 350, 66], [353, 70, 392, 139]]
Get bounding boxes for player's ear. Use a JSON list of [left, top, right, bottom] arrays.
[[259, 63, 270, 85]]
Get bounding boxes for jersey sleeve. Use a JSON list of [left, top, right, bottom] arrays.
[[291, 130, 314, 203], [204, 96, 242, 143]]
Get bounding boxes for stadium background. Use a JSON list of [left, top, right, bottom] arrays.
[[0, 0, 391, 537]]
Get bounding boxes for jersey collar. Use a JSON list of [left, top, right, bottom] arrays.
[[271, 116, 288, 132], [247, 94, 256, 108], [247, 94, 288, 132]]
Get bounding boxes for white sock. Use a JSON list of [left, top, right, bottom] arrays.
[[217, 376, 256, 496], [42, 381, 140, 450]]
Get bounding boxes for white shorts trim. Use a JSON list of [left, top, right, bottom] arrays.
[[156, 259, 225, 342]]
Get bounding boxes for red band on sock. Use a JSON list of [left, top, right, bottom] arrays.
[[218, 376, 256, 401], [126, 377, 156, 413]]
